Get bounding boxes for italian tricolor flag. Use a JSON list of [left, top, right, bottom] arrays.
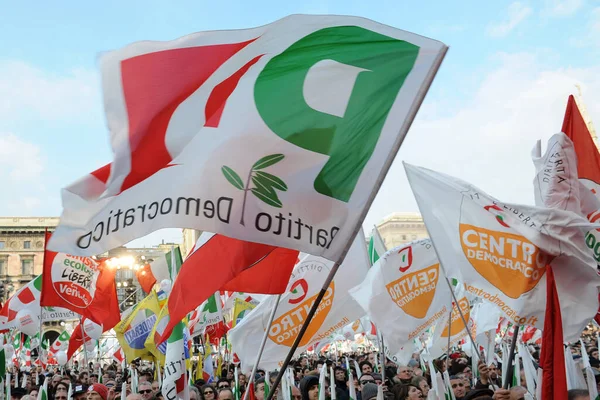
[[0, 275, 42, 329], [162, 321, 190, 400]]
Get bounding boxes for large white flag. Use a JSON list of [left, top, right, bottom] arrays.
[[350, 239, 451, 363], [229, 234, 369, 371], [404, 162, 600, 341], [48, 15, 446, 260]]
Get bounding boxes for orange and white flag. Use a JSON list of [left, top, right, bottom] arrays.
[[228, 232, 369, 372], [405, 162, 600, 342], [350, 239, 451, 364]]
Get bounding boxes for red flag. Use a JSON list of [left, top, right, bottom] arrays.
[[561, 95, 600, 325], [135, 264, 156, 293], [41, 232, 121, 329], [162, 233, 298, 342], [540, 267, 568, 399], [562, 95, 600, 184], [67, 320, 93, 361]]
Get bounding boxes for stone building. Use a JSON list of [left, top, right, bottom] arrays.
[[374, 212, 428, 250], [0, 217, 59, 301]]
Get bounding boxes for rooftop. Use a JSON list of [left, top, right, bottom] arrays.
[[378, 212, 423, 225], [0, 217, 60, 228]]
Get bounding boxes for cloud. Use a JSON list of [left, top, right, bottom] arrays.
[[363, 50, 600, 230], [486, 2, 533, 37], [0, 132, 54, 215], [0, 133, 44, 180], [0, 60, 100, 122], [542, 0, 584, 17]]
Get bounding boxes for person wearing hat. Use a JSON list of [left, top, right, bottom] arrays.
[[88, 383, 109, 400], [359, 383, 378, 400], [73, 384, 89, 400], [462, 388, 494, 400]]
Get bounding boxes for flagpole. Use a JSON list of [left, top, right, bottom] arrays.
[[445, 308, 452, 372], [80, 318, 89, 371], [242, 294, 282, 400], [503, 325, 520, 389]]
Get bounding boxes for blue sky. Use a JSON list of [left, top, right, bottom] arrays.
[[1, 0, 599, 247]]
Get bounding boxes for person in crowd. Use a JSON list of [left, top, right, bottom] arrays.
[[218, 388, 234, 400], [568, 389, 591, 400], [359, 383, 379, 400], [359, 361, 373, 376], [189, 386, 201, 400], [151, 381, 160, 393], [300, 375, 319, 400], [72, 385, 89, 400], [450, 375, 467, 399], [216, 378, 230, 390], [411, 376, 429, 397], [138, 381, 153, 400], [395, 365, 413, 385], [11, 387, 27, 400], [79, 372, 89, 385], [87, 383, 109, 400], [202, 384, 217, 400], [391, 383, 423, 400], [90, 374, 99, 385]]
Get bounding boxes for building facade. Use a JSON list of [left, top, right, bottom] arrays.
[[0, 217, 59, 301], [374, 212, 428, 250]]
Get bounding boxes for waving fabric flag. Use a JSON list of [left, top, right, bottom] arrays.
[[368, 227, 386, 265], [0, 276, 42, 330], [49, 330, 71, 354], [561, 95, 600, 325], [114, 291, 162, 362], [162, 321, 190, 400], [229, 233, 369, 372], [350, 239, 451, 364], [404, 163, 600, 342], [42, 232, 120, 329], [162, 232, 298, 342], [136, 248, 183, 293], [48, 15, 446, 263]]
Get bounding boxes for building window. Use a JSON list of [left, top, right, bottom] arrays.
[[21, 259, 33, 275], [402, 235, 407, 240], [0, 241, 4, 249], [0, 259, 5, 275], [23, 241, 31, 249]]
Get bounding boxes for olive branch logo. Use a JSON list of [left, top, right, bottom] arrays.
[[221, 154, 288, 226]]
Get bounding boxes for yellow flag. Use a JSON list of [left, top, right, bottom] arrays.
[[232, 298, 256, 328], [195, 352, 203, 382], [145, 304, 191, 367], [144, 304, 170, 365], [114, 291, 162, 362]]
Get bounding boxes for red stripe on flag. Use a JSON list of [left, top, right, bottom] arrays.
[[204, 55, 264, 128], [119, 39, 257, 194], [540, 266, 568, 399]]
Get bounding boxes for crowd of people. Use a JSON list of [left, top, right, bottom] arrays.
[[5, 339, 600, 400]]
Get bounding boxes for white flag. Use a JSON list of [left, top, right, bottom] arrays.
[[48, 15, 446, 260], [350, 239, 451, 364], [229, 233, 369, 371], [404, 162, 600, 341]]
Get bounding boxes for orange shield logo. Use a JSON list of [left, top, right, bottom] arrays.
[[268, 282, 335, 347], [441, 297, 470, 338], [386, 263, 440, 319], [459, 224, 547, 299]]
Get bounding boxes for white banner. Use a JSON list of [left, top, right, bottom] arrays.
[[48, 15, 446, 261], [229, 233, 369, 372]]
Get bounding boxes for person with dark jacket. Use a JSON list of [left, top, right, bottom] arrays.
[[300, 375, 319, 400]]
